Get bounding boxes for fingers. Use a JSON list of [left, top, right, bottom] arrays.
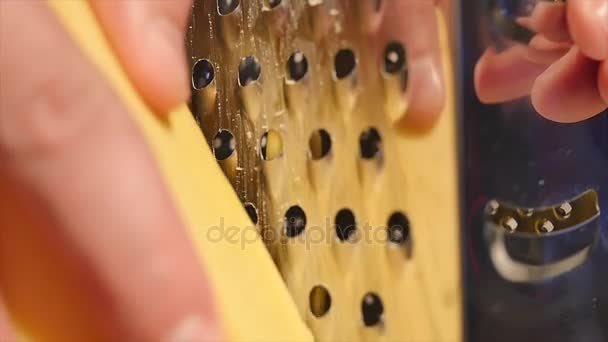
[[527, 35, 571, 64], [377, 0, 445, 129], [89, 0, 192, 114], [0, 298, 16, 342], [567, 0, 608, 60], [474, 46, 548, 103], [520, 1, 570, 42], [0, 2, 219, 341], [531, 48, 607, 122]]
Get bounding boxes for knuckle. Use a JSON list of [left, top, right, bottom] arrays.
[[0, 62, 108, 159]]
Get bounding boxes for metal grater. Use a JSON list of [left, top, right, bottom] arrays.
[[186, 0, 461, 341], [187, 0, 608, 341]]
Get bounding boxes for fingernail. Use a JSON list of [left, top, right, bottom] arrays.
[[165, 316, 218, 342], [409, 55, 444, 118], [145, 14, 190, 104]]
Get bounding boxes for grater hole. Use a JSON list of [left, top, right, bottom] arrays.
[[260, 130, 283, 161], [555, 202, 573, 220], [517, 208, 534, 218], [373, 0, 382, 11], [244, 202, 258, 225], [335, 208, 357, 242], [361, 292, 384, 327], [309, 285, 332, 318], [287, 51, 309, 82], [217, 0, 239, 15], [192, 59, 215, 90], [284, 205, 307, 237], [536, 218, 555, 234], [266, 0, 282, 9], [500, 216, 518, 233], [387, 211, 410, 244], [213, 129, 236, 160], [383, 41, 406, 75], [238, 56, 261, 87], [485, 199, 499, 216], [334, 48, 357, 79], [359, 127, 382, 159], [309, 129, 332, 160]]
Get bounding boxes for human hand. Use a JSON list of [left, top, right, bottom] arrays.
[[475, 0, 608, 122], [0, 1, 220, 340]]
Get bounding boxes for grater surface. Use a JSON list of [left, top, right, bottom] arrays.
[[187, 1, 461, 340]]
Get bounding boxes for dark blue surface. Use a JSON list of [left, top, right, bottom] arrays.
[[457, 1, 608, 341]]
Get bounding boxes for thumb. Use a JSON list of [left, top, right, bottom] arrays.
[[90, 0, 192, 114]]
